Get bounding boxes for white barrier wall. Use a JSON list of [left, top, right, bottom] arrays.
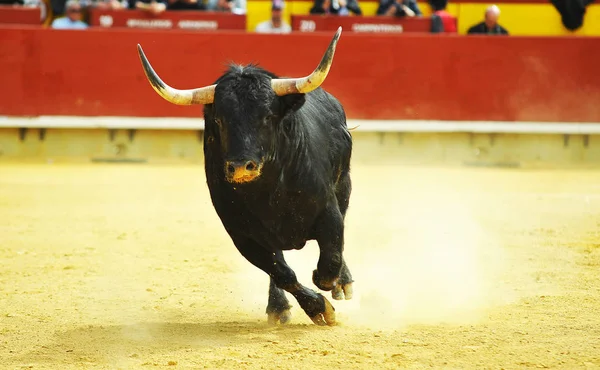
[[3, 116, 600, 134], [2, 117, 600, 167]]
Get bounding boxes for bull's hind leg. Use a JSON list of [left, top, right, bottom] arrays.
[[266, 277, 292, 325], [232, 236, 336, 326]]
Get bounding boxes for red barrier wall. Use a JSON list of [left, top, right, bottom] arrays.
[[1, 26, 600, 122], [291, 15, 432, 33], [0, 7, 41, 25], [88, 9, 246, 30]]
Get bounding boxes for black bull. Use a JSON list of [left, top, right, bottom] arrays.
[[137, 28, 353, 326]]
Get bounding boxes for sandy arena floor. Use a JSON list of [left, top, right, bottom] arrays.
[[1, 162, 599, 369]]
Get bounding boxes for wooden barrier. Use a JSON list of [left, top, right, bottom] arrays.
[[0, 6, 41, 25], [88, 9, 246, 30], [291, 15, 431, 33], [1, 26, 600, 123]]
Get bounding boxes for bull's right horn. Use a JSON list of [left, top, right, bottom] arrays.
[[137, 44, 215, 105], [271, 26, 342, 96]]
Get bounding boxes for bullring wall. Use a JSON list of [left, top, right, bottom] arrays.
[[2, 26, 600, 167], [1, 26, 600, 123]]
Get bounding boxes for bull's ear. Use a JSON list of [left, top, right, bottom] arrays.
[[279, 93, 306, 115]]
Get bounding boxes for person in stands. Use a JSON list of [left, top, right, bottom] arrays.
[[167, 0, 205, 10], [206, 0, 246, 14], [309, 0, 362, 16], [377, 0, 421, 17], [255, 0, 291, 33], [51, 0, 88, 29], [429, 0, 457, 33], [467, 5, 509, 35], [92, 0, 128, 9], [128, 0, 166, 15]]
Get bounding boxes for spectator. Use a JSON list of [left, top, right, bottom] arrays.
[[128, 0, 166, 14], [429, 0, 456, 33], [255, 0, 291, 33], [309, 0, 362, 16], [93, 0, 128, 9], [467, 5, 509, 35], [49, 0, 69, 17], [206, 0, 246, 14], [51, 0, 88, 28], [377, 0, 421, 17], [167, 0, 205, 10], [1, 0, 44, 6]]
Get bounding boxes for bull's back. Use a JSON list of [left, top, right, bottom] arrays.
[[303, 88, 347, 128]]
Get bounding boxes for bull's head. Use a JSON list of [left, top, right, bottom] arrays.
[[137, 27, 342, 184]]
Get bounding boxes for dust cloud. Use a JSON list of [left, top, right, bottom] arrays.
[[230, 181, 520, 330], [338, 192, 516, 330]]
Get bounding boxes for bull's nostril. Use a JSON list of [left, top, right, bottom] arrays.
[[245, 161, 257, 171], [227, 164, 235, 174]]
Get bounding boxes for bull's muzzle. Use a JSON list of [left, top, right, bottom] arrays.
[[225, 160, 262, 184]]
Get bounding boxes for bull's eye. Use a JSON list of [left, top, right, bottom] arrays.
[[207, 136, 215, 144]]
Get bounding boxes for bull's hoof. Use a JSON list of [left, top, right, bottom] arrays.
[[312, 269, 337, 292], [332, 282, 353, 301], [267, 309, 292, 325], [310, 296, 336, 326]]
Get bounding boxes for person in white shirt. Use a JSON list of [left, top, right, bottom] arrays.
[[206, 0, 246, 14], [51, 0, 88, 29], [255, 0, 291, 34]]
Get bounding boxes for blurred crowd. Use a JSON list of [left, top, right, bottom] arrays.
[[304, 0, 509, 34], [0, 0, 510, 35]]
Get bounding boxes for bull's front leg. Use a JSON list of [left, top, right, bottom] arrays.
[[231, 236, 336, 326], [312, 202, 353, 300]]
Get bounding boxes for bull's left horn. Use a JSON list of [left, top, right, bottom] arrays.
[[137, 44, 215, 105], [271, 27, 342, 96]]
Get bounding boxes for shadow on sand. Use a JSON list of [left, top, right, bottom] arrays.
[[10, 319, 318, 367]]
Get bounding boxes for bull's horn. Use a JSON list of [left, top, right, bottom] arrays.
[[271, 27, 342, 96], [137, 44, 215, 105]]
